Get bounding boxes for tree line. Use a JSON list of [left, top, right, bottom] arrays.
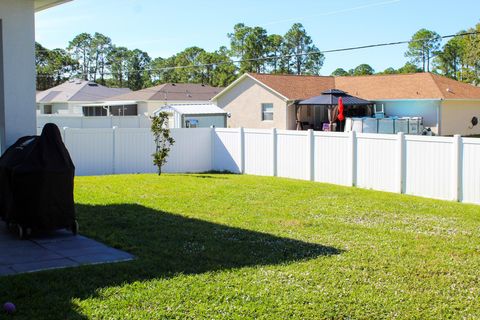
[[36, 22, 480, 91], [330, 23, 480, 83], [36, 22, 323, 91]]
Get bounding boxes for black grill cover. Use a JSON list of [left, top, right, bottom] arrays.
[[0, 123, 76, 230]]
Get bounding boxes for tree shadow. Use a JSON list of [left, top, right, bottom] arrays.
[[0, 203, 342, 319], [172, 171, 235, 179]]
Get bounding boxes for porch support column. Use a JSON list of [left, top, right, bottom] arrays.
[[0, 2, 37, 153]]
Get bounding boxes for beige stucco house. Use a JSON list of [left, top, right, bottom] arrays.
[[212, 73, 480, 136]]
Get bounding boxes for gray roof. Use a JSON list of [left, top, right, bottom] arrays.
[[36, 80, 131, 103], [298, 89, 373, 106], [107, 83, 224, 102]]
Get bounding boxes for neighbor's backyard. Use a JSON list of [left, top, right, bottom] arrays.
[[1, 174, 479, 319]]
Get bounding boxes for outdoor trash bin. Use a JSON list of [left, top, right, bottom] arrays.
[[0, 123, 78, 239]]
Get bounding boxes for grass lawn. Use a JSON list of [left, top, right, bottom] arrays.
[[1, 174, 479, 319]]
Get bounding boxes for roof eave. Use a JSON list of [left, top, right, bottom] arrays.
[[440, 98, 480, 101], [369, 98, 443, 101], [35, 0, 72, 12]]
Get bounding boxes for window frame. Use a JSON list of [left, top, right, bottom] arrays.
[[261, 103, 274, 121], [44, 105, 53, 114]]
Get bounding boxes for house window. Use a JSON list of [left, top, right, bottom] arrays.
[[82, 106, 107, 117], [262, 103, 273, 121], [82, 105, 138, 117], [44, 105, 53, 114], [110, 104, 138, 116]]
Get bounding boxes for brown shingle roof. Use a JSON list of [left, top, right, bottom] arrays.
[[248, 73, 334, 100], [108, 83, 224, 101], [247, 72, 480, 100]]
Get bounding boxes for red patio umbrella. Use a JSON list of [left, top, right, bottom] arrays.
[[338, 96, 345, 121]]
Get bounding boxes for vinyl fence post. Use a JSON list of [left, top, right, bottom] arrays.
[[62, 127, 68, 144], [210, 126, 215, 171], [112, 126, 117, 175], [239, 127, 245, 174], [272, 128, 277, 177], [348, 130, 357, 186], [308, 129, 314, 181], [396, 132, 405, 194], [452, 134, 462, 202]]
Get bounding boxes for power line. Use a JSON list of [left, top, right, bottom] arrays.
[[36, 31, 480, 78]]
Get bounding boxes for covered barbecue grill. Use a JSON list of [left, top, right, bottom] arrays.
[[0, 123, 77, 239]]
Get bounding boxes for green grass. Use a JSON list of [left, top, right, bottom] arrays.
[[1, 174, 480, 319]]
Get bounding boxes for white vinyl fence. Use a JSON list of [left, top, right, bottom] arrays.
[[37, 115, 151, 129], [53, 127, 480, 205]]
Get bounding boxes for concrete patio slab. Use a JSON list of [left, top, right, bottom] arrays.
[[0, 224, 134, 276]]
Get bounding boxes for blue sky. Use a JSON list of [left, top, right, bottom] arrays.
[[35, 0, 480, 75]]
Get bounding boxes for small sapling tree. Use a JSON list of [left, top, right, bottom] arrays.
[[151, 112, 175, 175]]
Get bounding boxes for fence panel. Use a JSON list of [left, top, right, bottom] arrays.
[[37, 116, 83, 129], [37, 115, 151, 129], [244, 129, 273, 176], [356, 133, 398, 192], [64, 128, 114, 176], [115, 129, 156, 174], [81, 117, 113, 128], [461, 138, 480, 204], [112, 116, 151, 128], [404, 136, 453, 200], [313, 132, 351, 186], [214, 129, 241, 173], [276, 130, 309, 180], [163, 128, 212, 173]]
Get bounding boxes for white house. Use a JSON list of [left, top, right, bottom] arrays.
[[36, 79, 131, 116], [0, 0, 72, 152], [107, 83, 224, 116]]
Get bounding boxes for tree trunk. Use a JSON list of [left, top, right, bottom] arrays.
[[422, 47, 426, 72]]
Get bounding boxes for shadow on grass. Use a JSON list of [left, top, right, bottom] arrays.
[[0, 203, 341, 319], [172, 172, 234, 179]]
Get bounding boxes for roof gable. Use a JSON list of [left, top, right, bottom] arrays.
[[429, 73, 480, 99]]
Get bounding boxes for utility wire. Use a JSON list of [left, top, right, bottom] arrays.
[[36, 31, 480, 78]]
